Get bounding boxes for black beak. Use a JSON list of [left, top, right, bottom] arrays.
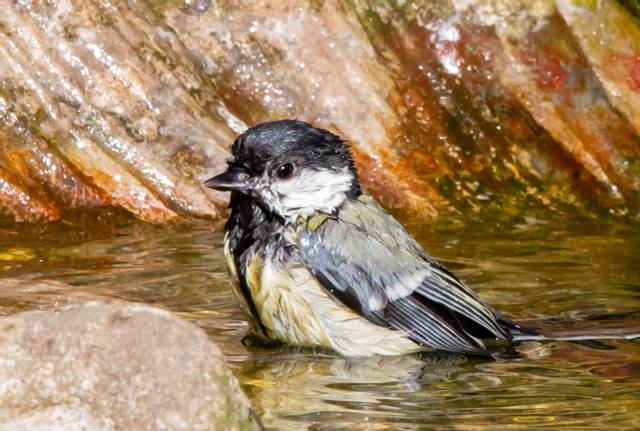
[[203, 167, 251, 193]]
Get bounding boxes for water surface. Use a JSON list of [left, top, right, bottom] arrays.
[[1, 208, 639, 430]]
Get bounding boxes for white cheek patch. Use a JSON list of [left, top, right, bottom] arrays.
[[268, 168, 354, 218]]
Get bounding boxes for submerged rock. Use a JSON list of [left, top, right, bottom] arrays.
[[0, 300, 260, 431], [0, 0, 639, 221]]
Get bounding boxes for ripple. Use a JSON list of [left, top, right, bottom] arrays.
[[0, 211, 639, 430]]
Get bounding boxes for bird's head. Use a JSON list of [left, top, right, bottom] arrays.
[[204, 120, 361, 222]]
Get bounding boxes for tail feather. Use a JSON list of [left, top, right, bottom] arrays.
[[507, 315, 640, 344], [512, 332, 640, 342]]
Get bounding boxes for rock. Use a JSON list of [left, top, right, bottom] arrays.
[[557, 0, 640, 135], [0, 300, 261, 431], [1, 0, 640, 221], [0, 0, 233, 223]]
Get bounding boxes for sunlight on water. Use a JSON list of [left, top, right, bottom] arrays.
[[1, 208, 639, 430]]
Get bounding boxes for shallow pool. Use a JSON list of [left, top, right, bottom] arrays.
[[1, 207, 639, 430]]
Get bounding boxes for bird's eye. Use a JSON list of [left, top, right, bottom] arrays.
[[275, 163, 294, 179]]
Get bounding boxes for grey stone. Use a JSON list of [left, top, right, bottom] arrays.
[[0, 300, 260, 431]]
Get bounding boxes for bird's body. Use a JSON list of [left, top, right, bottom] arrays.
[[206, 120, 526, 357], [223, 194, 423, 356]]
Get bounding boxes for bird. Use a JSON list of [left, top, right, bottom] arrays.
[[204, 119, 529, 357]]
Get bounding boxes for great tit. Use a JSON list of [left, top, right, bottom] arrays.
[[204, 120, 528, 356]]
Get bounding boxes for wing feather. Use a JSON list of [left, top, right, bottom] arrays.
[[418, 270, 506, 338], [383, 299, 484, 352], [295, 195, 512, 353]]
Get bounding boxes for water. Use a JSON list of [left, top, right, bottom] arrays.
[[1, 208, 639, 430]]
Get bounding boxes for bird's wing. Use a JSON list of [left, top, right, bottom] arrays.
[[294, 195, 511, 353]]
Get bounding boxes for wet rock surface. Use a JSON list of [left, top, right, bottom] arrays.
[[0, 0, 639, 221], [0, 298, 260, 431]]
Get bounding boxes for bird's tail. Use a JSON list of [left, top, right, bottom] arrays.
[[513, 332, 640, 342], [508, 314, 640, 344]]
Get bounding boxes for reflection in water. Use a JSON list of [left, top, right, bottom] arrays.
[[240, 351, 464, 429], [0, 208, 639, 430]]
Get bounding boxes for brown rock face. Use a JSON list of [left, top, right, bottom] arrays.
[[0, 0, 639, 222], [0, 299, 260, 430]]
